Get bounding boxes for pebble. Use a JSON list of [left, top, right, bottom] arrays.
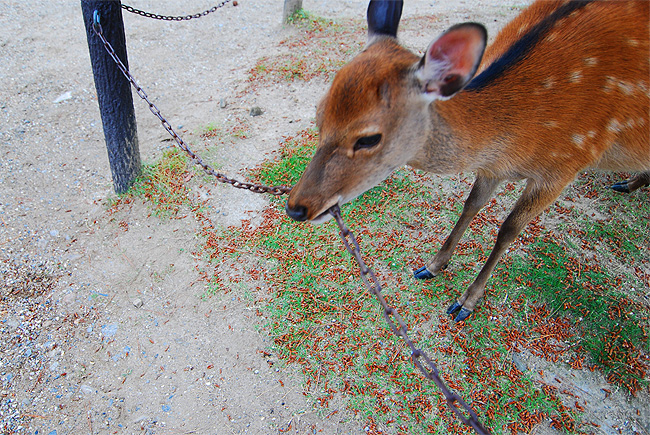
[[53, 92, 71, 104], [511, 352, 527, 372], [249, 106, 263, 117], [133, 298, 144, 308], [101, 323, 118, 339]]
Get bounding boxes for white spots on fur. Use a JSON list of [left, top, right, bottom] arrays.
[[617, 80, 635, 95], [543, 120, 558, 129], [637, 81, 649, 94], [626, 38, 639, 47], [583, 57, 598, 67], [542, 77, 555, 89], [638, 117, 648, 127], [603, 76, 637, 95], [587, 130, 597, 139], [571, 133, 586, 148], [569, 70, 583, 84], [607, 118, 622, 133]]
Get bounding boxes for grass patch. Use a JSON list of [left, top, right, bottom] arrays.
[[237, 128, 648, 433], [510, 237, 648, 394], [110, 148, 192, 218], [247, 11, 364, 86]]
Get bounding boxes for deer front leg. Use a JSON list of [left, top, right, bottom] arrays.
[[449, 179, 570, 322], [414, 174, 500, 279]]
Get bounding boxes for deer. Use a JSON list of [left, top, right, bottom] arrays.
[[285, 0, 650, 322]]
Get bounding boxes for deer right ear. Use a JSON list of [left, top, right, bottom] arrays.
[[367, 0, 403, 41], [416, 23, 487, 100]]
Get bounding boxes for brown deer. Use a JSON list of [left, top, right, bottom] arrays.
[[286, 0, 650, 321]]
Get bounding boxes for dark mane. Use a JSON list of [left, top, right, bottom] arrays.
[[465, 0, 594, 92]]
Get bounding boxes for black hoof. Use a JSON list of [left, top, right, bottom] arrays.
[[610, 181, 630, 193], [413, 266, 434, 280], [454, 308, 473, 322], [446, 301, 462, 315]]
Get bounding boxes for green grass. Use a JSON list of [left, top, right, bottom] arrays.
[[247, 12, 364, 87], [110, 148, 191, 218], [243, 128, 650, 434]]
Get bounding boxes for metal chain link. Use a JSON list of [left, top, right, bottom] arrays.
[[329, 205, 493, 435], [91, 12, 491, 434], [91, 12, 291, 196], [121, 1, 233, 22]]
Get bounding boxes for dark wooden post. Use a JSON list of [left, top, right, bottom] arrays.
[[81, 0, 141, 194]]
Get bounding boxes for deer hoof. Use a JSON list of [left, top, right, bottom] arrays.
[[446, 301, 462, 315], [610, 181, 631, 193], [413, 266, 434, 280], [453, 308, 473, 322]]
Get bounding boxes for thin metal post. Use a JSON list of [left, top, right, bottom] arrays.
[[81, 0, 141, 194]]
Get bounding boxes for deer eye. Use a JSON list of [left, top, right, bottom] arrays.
[[354, 134, 382, 151]]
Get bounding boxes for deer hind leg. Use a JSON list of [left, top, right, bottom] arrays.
[[414, 174, 500, 279], [611, 171, 650, 193], [448, 178, 570, 322]]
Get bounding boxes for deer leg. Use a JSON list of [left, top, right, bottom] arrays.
[[449, 179, 568, 322], [414, 174, 500, 279], [611, 171, 650, 193]]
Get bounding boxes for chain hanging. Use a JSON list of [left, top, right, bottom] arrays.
[[121, 1, 233, 22], [91, 12, 291, 196], [91, 12, 492, 434], [329, 205, 493, 435]]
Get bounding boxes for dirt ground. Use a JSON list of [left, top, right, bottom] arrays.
[[1, 1, 648, 434]]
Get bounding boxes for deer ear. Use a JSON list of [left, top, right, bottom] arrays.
[[367, 0, 403, 41], [416, 23, 487, 100]]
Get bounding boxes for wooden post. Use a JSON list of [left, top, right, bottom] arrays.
[[81, 0, 141, 194], [283, 0, 303, 22]]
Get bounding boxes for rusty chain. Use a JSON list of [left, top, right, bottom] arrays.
[[91, 12, 492, 434], [329, 205, 492, 435], [91, 12, 291, 196], [121, 1, 233, 21]]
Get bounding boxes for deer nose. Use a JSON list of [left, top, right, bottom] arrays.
[[285, 202, 308, 222]]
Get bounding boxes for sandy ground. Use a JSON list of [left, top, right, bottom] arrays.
[[1, 1, 648, 434]]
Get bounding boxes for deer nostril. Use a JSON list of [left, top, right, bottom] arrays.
[[285, 203, 308, 222]]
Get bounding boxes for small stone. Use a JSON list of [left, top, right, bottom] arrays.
[[249, 106, 263, 117], [101, 323, 118, 339], [511, 352, 527, 372], [219, 98, 227, 108], [53, 92, 72, 104], [133, 298, 144, 308], [6, 317, 20, 330]]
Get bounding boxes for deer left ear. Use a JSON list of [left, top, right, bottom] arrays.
[[416, 23, 487, 100]]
